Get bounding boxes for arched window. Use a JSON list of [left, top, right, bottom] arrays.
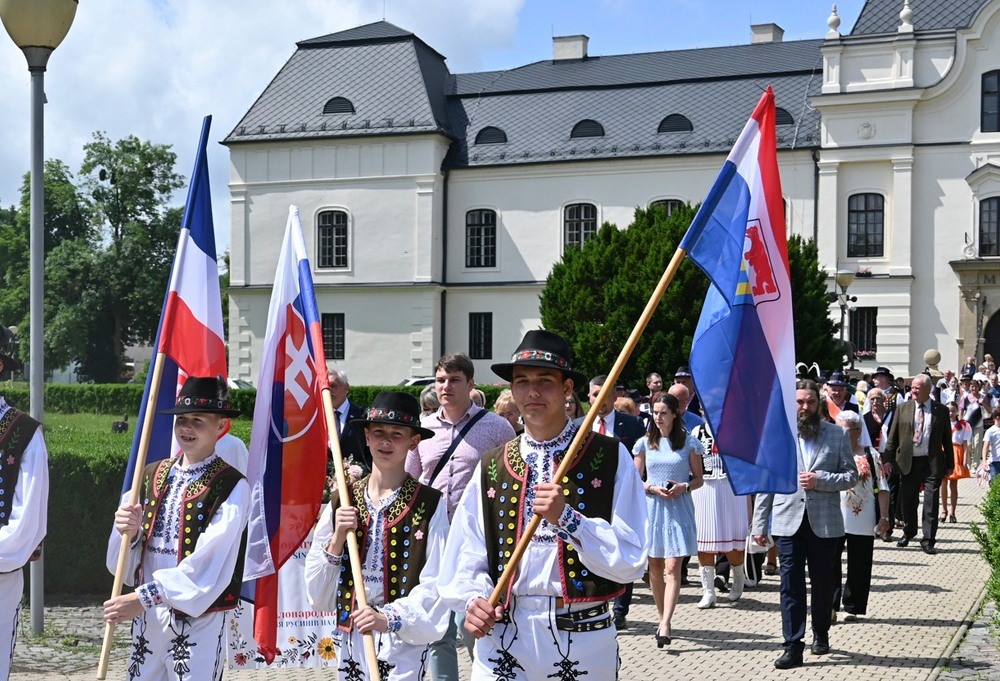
[[564, 203, 598, 248], [657, 114, 693, 133], [981, 197, 1000, 256], [650, 199, 683, 216], [847, 193, 884, 258], [775, 107, 794, 126], [570, 120, 605, 138], [323, 97, 355, 115], [466, 209, 497, 267], [474, 126, 507, 145], [317, 210, 349, 268], [983, 71, 1000, 133]]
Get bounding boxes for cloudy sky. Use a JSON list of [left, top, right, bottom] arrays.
[[0, 0, 866, 254]]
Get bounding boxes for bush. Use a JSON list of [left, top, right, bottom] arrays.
[[972, 480, 1000, 606], [44, 426, 131, 594]]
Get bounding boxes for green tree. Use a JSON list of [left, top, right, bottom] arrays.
[[540, 204, 709, 389], [786, 235, 841, 371], [67, 133, 185, 382]]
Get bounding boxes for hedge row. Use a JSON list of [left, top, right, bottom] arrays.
[[4, 382, 510, 417], [7, 382, 511, 593]]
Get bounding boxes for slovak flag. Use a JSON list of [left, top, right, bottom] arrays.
[[122, 116, 227, 489], [680, 88, 798, 495], [243, 206, 330, 661]]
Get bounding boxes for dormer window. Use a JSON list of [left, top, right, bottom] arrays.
[[323, 97, 355, 115], [570, 120, 604, 138], [657, 114, 693, 133], [775, 107, 794, 126], [475, 126, 508, 145]]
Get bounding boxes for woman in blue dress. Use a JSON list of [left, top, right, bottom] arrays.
[[633, 392, 703, 646]]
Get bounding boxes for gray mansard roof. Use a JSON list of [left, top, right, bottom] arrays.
[[851, 0, 990, 34], [222, 21, 825, 166]]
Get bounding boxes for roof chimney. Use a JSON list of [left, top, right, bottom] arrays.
[[553, 34, 589, 61], [751, 23, 784, 44]]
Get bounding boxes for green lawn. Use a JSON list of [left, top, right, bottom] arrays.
[[42, 412, 254, 458]]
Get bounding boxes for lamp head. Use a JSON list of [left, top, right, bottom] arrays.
[[0, 0, 77, 67], [835, 269, 856, 291]]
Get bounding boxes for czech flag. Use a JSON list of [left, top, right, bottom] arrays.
[[122, 116, 227, 489], [243, 206, 330, 661], [679, 88, 798, 495]]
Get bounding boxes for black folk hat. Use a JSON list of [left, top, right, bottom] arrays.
[[827, 371, 849, 387], [491, 329, 587, 389], [0, 327, 18, 372], [674, 366, 692, 379], [350, 391, 435, 440], [160, 376, 241, 417], [872, 366, 894, 380]]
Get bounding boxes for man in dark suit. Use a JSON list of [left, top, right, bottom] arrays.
[[578, 374, 646, 452], [574, 373, 645, 629], [882, 373, 953, 554], [752, 379, 858, 669], [825, 371, 859, 418], [329, 369, 371, 471]]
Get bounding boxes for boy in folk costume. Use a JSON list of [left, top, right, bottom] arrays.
[[104, 377, 250, 680], [305, 391, 450, 680], [439, 330, 649, 680], [0, 338, 48, 681]]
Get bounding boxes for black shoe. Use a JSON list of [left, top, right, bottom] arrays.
[[896, 536, 910, 548], [810, 639, 830, 655], [714, 575, 730, 593], [613, 614, 628, 630], [774, 650, 804, 669], [656, 633, 671, 648], [920, 540, 938, 555]]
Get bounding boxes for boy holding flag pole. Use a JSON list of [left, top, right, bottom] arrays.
[[97, 116, 252, 679]]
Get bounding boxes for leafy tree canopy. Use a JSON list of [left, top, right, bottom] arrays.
[[540, 206, 843, 393]]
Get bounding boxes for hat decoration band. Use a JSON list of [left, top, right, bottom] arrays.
[[176, 396, 232, 411], [510, 349, 570, 369], [366, 407, 420, 427]]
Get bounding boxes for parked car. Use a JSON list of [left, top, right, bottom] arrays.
[[398, 376, 435, 387]]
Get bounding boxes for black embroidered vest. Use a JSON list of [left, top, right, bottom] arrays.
[[0, 406, 39, 529], [331, 474, 442, 633], [481, 432, 623, 606], [139, 455, 247, 615]]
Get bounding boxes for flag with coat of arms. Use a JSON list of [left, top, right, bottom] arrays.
[[680, 87, 798, 495]]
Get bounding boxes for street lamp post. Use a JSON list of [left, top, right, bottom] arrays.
[[0, 0, 77, 637]]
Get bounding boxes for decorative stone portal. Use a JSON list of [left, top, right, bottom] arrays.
[[950, 259, 1000, 364]]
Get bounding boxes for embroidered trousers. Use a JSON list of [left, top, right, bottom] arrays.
[[0, 570, 21, 681], [470, 596, 619, 681], [335, 628, 430, 681], [126, 607, 228, 681]]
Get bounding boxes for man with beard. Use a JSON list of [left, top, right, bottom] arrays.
[[752, 379, 857, 670]]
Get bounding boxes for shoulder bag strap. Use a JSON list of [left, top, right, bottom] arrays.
[[428, 409, 489, 486]]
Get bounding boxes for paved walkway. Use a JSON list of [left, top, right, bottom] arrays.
[[10, 477, 996, 680]]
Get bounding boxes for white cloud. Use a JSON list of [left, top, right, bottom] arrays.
[[0, 0, 524, 252]]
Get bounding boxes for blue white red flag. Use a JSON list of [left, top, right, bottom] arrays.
[[679, 88, 798, 495], [122, 116, 227, 490], [243, 206, 330, 662]]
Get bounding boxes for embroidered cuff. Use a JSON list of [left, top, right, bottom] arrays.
[[323, 549, 344, 568], [556, 504, 583, 536], [380, 603, 404, 634], [136, 581, 164, 611]]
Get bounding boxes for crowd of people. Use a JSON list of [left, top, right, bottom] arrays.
[[1, 325, 994, 679]]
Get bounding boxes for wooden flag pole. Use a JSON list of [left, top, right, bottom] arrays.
[[489, 246, 688, 607], [97, 352, 168, 679], [321, 389, 380, 677]]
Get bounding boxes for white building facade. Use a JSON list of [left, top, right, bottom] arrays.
[[226, 1, 1000, 385]]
